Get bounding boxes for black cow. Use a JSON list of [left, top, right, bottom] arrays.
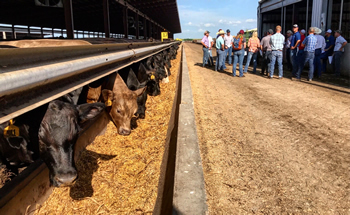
[[0, 91, 105, 187]]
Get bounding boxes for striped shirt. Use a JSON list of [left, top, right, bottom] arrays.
[[302, 34, 317, 52], [248, 37, 261, 52], [270, 33, 285, 51]]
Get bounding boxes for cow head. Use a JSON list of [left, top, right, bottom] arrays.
[[102, 74, 146, 136], [38, 101, 105, 187], [137, 63, 161, 96]]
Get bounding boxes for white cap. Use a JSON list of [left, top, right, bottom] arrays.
[[327, 29, 332, 33], [301, 29, 306, 34]]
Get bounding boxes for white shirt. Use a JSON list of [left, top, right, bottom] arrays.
[[315, 34, 326, 50], [208, 36, 213, 47], [224, 34, 233, 47], [334, 35, 347, 52]]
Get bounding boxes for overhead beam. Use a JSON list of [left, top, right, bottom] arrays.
[[143, 17, 147, 39], [63, 0, 74, 39]]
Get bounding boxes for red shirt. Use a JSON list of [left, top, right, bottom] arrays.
[[299, 34, 306, 50]]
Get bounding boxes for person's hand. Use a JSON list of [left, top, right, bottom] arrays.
[[291, 46, 295, 50], [339, 48, 343, 51], [209, 47, 212, 50]]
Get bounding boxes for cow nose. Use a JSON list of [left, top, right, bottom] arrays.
[[55, 171, 77, 187], [119, 128, 131, 136]]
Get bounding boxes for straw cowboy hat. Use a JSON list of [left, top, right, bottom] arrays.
[[216, 30, 225, 35], [314, 27, 322, 34]]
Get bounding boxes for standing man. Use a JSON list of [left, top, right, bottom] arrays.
[[314, 27, 326, 78], [215, 30, 226, 72], [322, 29, 335, 73], [208, 33, 214, 67], [285, 30, 293, 71], [298, 27, 317, 81], [290, 24, 301, 79], [201, 30, 210, 67], [333, 30, 348, 77], [260, 29, 273, 76], [269, 25, 285, 79], [224, 29, 234, 66]]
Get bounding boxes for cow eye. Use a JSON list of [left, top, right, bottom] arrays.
[[117, 109, 121, 114]]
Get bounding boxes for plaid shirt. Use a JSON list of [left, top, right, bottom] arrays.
[[302, 34, 317, 52], [270, 33, 285, 51]]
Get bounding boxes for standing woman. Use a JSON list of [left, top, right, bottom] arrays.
[[232, 30, 247, 77], [244, 31, 260, 74]]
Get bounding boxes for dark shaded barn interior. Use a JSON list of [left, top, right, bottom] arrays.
[[0, 0, 181, 40]]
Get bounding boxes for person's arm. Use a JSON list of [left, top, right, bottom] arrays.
[[248, 38, 251, 48], [221, 43, 224, 51], [322, 38, 326, 51], [339, 41, 348, 51], [209, 41, 213, 50], [300, 37, 306, 48], [244, 38, 247, 49], [291, 40, 300, 49]]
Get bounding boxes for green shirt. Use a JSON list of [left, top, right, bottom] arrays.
[[216, 36, 224, 50]]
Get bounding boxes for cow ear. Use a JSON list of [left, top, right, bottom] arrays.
[[77, 103, 105, 124], [101, 89, 114, 102], [127, 69, 140, 90], [137, 63, 149, 82], [134, 87, 147, 97]]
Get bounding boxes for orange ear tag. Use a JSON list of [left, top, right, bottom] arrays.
[[105, 100, 112, 107], [150, 75, 155, 80], [3, 119, 20, 138]]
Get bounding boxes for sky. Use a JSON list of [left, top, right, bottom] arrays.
[[174, 0, 259, 39]]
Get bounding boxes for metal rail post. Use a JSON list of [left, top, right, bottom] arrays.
[[63, 0, 74, 39], [123, 6, 128, 39], [103, 0, 110, 38]]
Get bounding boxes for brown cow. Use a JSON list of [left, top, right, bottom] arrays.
[[85, 73, 146, 136]]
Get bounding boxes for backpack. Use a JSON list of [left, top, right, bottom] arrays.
[[233, 36, 243, 50]]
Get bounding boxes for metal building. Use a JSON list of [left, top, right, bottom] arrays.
[[257, 0, 349, 76]]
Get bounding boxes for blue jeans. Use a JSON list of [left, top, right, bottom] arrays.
[[321, 50, 331, 73], [286, 48, 292, 69], [332, 51, 343, 76], [270, 50, 283, 78], [232, 49, 245, 77], [291, 49, 299, 77], [244, 51, 258, 73], [216, 49, 225, 71], [261, 51, 272, 75], [208, 49, 214, 66], [222, 48, 228, 69], [298, 51, 315, 79], [314, 48, 322, 77], [203, 47, 209, 67], [226, 46, 233, 64]]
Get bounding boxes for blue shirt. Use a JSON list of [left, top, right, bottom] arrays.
[[216, 36, 224, 50], [302, 34, 317, 52], [325, 35, 335, 50], [291, 31, 301, 47]]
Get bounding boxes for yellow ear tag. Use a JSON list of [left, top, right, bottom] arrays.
[[3, 119, 20, 138], [105, 99, 112, 107], [150, 75, 155, 80]]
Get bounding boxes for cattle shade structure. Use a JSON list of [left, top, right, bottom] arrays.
[[0, 0, 181, 40], [257, 0, 350, 76]]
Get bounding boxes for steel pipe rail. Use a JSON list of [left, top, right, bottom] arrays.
[[0, 41, 180, 124]]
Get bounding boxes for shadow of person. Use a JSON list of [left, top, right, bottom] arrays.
[[69, 150, 116, 200]]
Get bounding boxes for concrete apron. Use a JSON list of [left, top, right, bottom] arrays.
[[172, 46, 208, 214]]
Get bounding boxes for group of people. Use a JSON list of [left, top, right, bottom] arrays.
[[201, 24, 348, 80]]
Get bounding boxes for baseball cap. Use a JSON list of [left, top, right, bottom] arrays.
[[226, 29, 230, 33], [204, 30, 210, 34], [327, 29, 332, 33], [293, 24, 298, 28], [268, 29, 274, 34], [239, 30, 244, 34], [287, 30, 293, 34], [301, 29, 306, 34]]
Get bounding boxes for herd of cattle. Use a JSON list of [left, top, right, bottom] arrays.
[[0, 43, 180, 188]]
